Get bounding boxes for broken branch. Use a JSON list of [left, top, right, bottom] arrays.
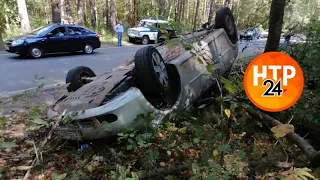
[[22, 110, 67, 180], [245, 107, 320, 168]]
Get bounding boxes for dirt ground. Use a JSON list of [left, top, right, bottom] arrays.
[[0, 87, 66, 117]]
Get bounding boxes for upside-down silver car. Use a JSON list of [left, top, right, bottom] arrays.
[[47, 7, 239, 140]]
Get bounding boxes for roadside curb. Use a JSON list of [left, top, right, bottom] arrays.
[[0, 83, 68, 98]]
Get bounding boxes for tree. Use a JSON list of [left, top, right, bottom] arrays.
[[110, 0, 117, 28], [17, 0, 31, 34], [208, 0, 215, 24], [193, 0, 200, 31], [65, 0, 73, 23], [51, 0, 61, 23], [264, 0, 286, 52], [224, 0, 232, 10], [77, 0, 84, 25], [158, 0, 165, 18], [89, 0, 96, 28], [105, 0, 109, 28]]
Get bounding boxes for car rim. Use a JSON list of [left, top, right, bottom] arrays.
[[85, 45, 93, 53], [152, 52, 169, 88], [143, 38, 148, 44], [31, 48, 41, 58]]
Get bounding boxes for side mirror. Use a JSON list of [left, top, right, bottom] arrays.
[[46, 33, 53, 38]]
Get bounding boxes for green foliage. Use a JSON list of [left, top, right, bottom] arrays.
[[190, 162, 234, 180], [118, 131, 154, 151], [102, 121, 112, 132], [0, 138, 18, 151], [110, 164, 139, 180]]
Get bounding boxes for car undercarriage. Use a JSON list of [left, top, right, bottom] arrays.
[[47, 7, 239, 140]]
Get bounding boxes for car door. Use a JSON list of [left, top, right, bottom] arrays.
[[65, 26, 85, 51], [42, 26, 68, 53]]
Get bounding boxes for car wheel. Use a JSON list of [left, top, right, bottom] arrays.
[[28, 45, 43, 59], [134, 46, 170, 96], [215, 7, 237, 44], [141, 36, 150, 45], [66, 66, 96, 92], [83, 43, 94, 54]]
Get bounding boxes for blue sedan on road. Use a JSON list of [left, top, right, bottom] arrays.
[[5, 23, 101, 59]]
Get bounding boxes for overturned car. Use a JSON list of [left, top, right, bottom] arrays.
[[47, 7, 239, 140]]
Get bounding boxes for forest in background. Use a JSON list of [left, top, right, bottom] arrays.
[[0, 0, 319, 47]]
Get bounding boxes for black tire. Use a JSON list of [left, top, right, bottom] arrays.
[[141, 36, 150, 45], [66, 66, 96, 92], [134, 46, 170, 96], [215, 7, 238, 44], [28, 45, 43, 59], [83, 43, 94, 54]]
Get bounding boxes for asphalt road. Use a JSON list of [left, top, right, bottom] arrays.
[[0, 45, 147, 93], [0, 37, 304, 93]]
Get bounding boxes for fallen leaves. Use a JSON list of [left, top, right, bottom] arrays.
[[224, 109, 231, 118], [280, 167, 317, 180], [30, 118, 49, 126], [16, 165, 33, 171], [271, 124, 295, 138]]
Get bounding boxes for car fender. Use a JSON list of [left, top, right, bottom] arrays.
[[27, 41, 44, 50]]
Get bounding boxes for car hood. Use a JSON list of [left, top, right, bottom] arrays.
[[128, 27, 153, 32], [8, 34, 38, 41], [53, 69, 132, 113]]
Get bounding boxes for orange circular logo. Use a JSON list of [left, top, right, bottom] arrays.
[[244, 52, 304, 112]]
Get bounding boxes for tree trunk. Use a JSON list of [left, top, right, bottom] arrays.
[[158, 0, 165, 18], [178, 0, 183, 21], [167, 0, 172, 20], [110, 0, 117, 28], [61, 0, 65, 22], [51, 0, 61, 23], [84, 0, 87, 25], [65, 0, 73, 23], [133, 0, 139, 23], [17, 0, 31, 34], [264, 0, 286, 53], [202, 0, 207, 22], [105, 0, 109, 28], [193, 0, 200, 31], [208, 0, 215, 24], [0, 31, 4, 50], [95, 0, 98, 27], [4, 3, 11, 31], [174, 0, 178, 21], [77, 0, 84, 25], [89, 0, 96, 28], [224, 0, 232, 10], [181, 0, 185, 22]]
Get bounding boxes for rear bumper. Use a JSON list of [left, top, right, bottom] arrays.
[[48, 87, 169, 140], [5, 44, 28, 54], [93, 40, 101, 49]]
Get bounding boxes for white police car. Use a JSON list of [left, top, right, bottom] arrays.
[[127, 18, 176, 45]]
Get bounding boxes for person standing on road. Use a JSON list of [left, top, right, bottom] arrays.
[[114, 20, 124, 47], [284, 28, 294, 46]]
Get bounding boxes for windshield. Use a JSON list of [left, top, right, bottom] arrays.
[[30, 25, 52, 36], [138, 21, 155, 28]]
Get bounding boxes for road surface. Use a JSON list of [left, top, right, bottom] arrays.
[[0, 45, 148, 93], [0, 37, 304, 93]]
